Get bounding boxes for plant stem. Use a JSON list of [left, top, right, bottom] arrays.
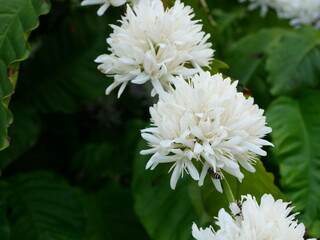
[[200, 0, 217, 26], [221, 178, 236, 204]]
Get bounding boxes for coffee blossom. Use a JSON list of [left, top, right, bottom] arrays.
[[96, 0, 214, 97], [141, 72, 272, 190], [239, 0, 320, 28], [192, 194, 316, 240], [239, 0, 276, 16]]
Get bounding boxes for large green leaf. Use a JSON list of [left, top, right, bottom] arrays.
[[225, 28, 285, 84], [17, 8, 118, 113], [0, 0, 50, 150], [199, 160, 283, 228], [266, 27, 320, 96], [1, 171, 85, 240], [266, 92, 320, 237], [81, 182, 149, 240], [133, 140, 198, 240]]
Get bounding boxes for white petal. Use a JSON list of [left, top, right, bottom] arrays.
[[198, 164, 209, 186], [97, 2, 110, 16], [131, 72, 150, 84], [81, 0, 104, 6], [117, 82, 128, 98], [186, 161, 199, 180], [212, 179, 222, 193], [170, 162, 182, 189], [146, 159, 154, 169]]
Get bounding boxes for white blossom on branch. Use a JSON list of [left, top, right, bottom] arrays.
[[95, 0, 214, 97], [141, 72, 272, 190]]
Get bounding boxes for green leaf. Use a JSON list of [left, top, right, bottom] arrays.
[[200, 160, 284, 226], [230, 160, 283, 200], [212, 7, 246, 45], [0, 106, 40, 171], [266, 27, 320, 96], [213, 7, 246, 34], [208, 59, 229, 75], [0, 200, 10, 240], [225, 28, 285, 84], [81, 182, 149, 240], [132, 140, 198, 240], [0, 0, 50, 151], [266, 92, 320, 237], [2, 171, 85, 240], [17, 8, 118, 113]]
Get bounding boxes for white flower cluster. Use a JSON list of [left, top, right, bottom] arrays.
[[96, 0, 214, 97], [89, 0, 272, 192], [192, 194, 316, 240], [239, 0, 320, 28], [141, 72, 272, 190]]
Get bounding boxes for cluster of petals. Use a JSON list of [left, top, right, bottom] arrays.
[[141, 71, 272, 190], [192, 194, 316, 240], [95, 0, 214, 97], [239, 0, 320, 28], [81, 0, 139, 16]]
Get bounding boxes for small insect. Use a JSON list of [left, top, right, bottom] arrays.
[[236, 200, 242, 209], [207, 167, 222, 180], [237, 82, 252, 97], [235, 200, 243, 217]]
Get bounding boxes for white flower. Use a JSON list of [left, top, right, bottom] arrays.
[[239, 0, 320, 28], [192, 194, 316, 240], [81, 0, 138, 16], [239, 0, 277, 16], [96, 0, 214, 97], [141, 72, 272, 190]]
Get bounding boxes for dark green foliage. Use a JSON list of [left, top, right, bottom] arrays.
[[1, 171, 85, 240], [267, 27, 320, 95], [0, 0, 50, 150], [81, 182, 149, 239], [17, 7, 114, 113], [0, 200, 10, 240], [225, 28, 286, 85], [266, 92, 320, 236]]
